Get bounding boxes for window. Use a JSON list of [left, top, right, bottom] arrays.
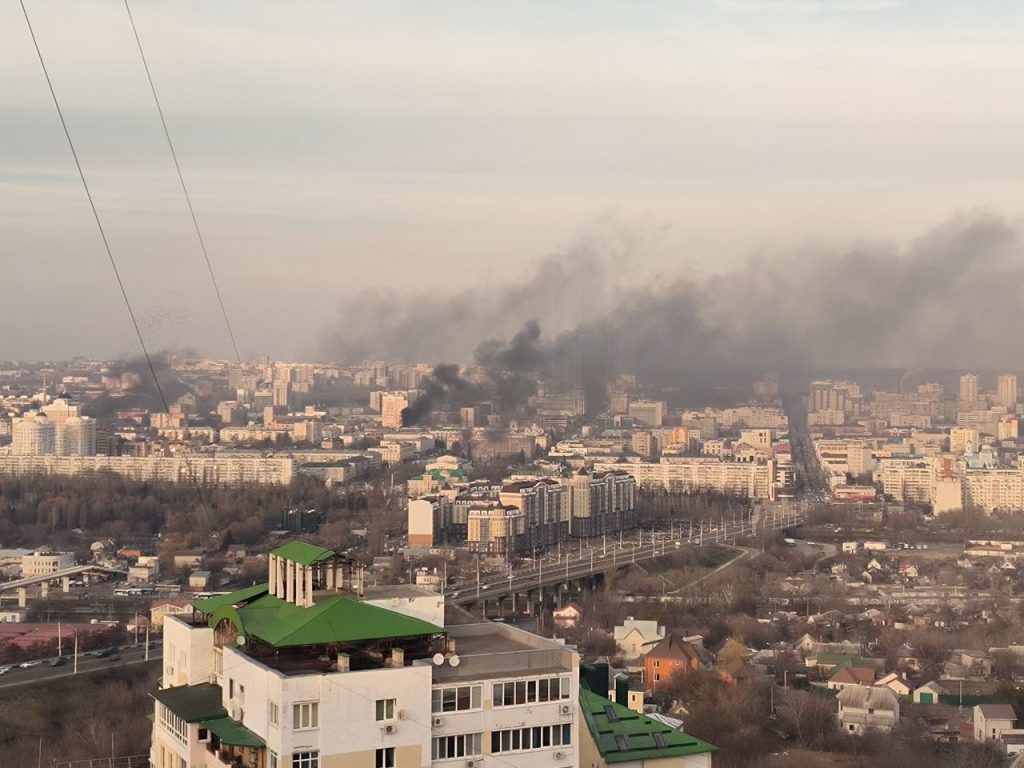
[[491, 724, 571, 754], [433, 685, 482, 713], [293, 702, 319, 730], [492, 676, 569, 708], [654, 660, 660, 668], [376, 747, 395, 768], [376, 699, 396, 721], [237, 684, 245, 705], [269, 752, 278, 768], [269, 701, 279, 726], [432, 733, 483, 761], [292, 752, 319, 768], [228, 678, 234, 699], [158, 703, 188, 744]]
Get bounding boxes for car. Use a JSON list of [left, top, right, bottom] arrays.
[[49, 657, 67, 667], [0, 666, 11, 676], [108, 654, 121, 662], [18, 660, 40, 669]]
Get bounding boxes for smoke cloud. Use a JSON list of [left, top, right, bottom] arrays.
[[401, 363, 485, 426], [324, 211, 1024, 400]]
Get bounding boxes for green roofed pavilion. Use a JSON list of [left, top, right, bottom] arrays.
[[580, 687, 717, 763], [271, 540, 336, 566], [191, 582, 269, 614]]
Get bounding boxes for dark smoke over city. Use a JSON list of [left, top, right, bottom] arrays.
[[324, 212, 1024, 397]]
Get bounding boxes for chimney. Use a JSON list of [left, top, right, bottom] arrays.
[[336, 653, 350, 673], [391, 648, 405, 668]]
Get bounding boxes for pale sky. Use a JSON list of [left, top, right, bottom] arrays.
[[3, 1, 1024, 362]]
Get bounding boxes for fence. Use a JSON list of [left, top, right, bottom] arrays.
[[54, 755, 149, 768]]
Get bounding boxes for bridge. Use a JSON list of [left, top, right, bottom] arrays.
[[447, 501, 806, 615], [0, 564, 127, 606]]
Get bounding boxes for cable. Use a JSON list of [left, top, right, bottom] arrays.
[[123, 0, 243, 366], [19, 0, 170, 415]]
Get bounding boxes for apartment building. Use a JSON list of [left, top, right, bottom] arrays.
[[594, 458, 776, 500], [0, 454, 295, 486], [152, 540, 580, 768], [499, 479, 569, 551], [628, 401, 666, 428], [21, 551, 74, 576], [560, 469, 637, 538]]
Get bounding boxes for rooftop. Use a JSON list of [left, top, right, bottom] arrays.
[[152, 683, 225, 722], [580, 687, 717, 763], [270, 539, 336, 566]]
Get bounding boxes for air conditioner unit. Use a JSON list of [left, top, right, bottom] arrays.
[[383, 723, 397, 735], [397, 709, 406, 721], [433, 716, 445, 727], [559, 704, 572, 715], [554, 751, 565, 760], [466, 760, 482, 768]]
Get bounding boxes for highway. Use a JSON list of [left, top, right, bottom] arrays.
[[0, 642, 161, 690], [446, 502, 805, 606]]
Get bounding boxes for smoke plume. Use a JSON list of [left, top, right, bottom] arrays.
[[324, 212, 1024, 399], [401, 363, 485, 426]]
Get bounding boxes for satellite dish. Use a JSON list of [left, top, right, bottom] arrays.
[[432, 653, 445, 666], [237, 636, 246, 646], [449, 654, 460, 667]]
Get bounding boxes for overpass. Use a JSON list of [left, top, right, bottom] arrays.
[[0, 564, 127, 606], [447, 501, 806, 614]]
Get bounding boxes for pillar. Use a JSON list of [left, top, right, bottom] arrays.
[[62, 576, 70, 593], [304, 565, 314, 607], [41, 581, 49, 599], [295, 564, 305, 606], [269, 555, 278, 597], [286, 559, 295, 603], [17, 587, 26, 608]]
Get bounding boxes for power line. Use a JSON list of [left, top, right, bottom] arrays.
[[123, 0, 243, 366], [19, 0, 169, 414]]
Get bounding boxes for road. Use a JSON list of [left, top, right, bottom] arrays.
[[447, 503, 804, 606], [0, 643, 161, 690]]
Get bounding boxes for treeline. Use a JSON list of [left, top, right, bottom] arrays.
[[638, 488, 752, 525], [0, 662, 158, 766], [0, 474, 368, 550]]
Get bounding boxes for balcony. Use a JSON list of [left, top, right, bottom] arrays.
[[204, 741, 257, 768]]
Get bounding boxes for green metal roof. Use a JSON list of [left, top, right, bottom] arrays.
[[580, 688, 717, 763], [271, 540, 336, 566], [192, 582, 269, 614], [208, 591, 443, 648], [201, 716, 266, 748], [152, 684, 226, 722]]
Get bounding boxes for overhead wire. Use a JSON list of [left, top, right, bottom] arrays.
[[19, 0, 170, 414], [122, 0, 243, 366]]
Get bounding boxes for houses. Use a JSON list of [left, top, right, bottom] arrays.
[[837, 685, 900, 734], [644, 634, 704, 690], [913, 680, 948, 704], [614, 618, 666, 659], [973, 703, 1018, 742], [150, 600, 193, 629], [874, 672, 912, 697], [828, 666, 876, 691]]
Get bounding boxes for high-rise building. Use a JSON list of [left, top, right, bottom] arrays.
[[381, 393, 410, 429], [11, 412, 56, 455], [997, 373, 1018, 408], [959, 373, 979, 403], [628, 400, 666, 428], [59, 415, 96, 456], [273, 379, 292, 409], [151, 541, 581, 768]]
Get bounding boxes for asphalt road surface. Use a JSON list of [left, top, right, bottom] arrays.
[[0, 643, 161, 690]]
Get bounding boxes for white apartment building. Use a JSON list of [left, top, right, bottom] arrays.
[[874, 456, 934, 504], [152, 540, 580, 768], [950, 427, 980, 455], [628, 401, 666, 428], [11, 412, 56, 455], [381, 393, 410, 430], [964, 467, 1024, 512], [22, 551, 75, 576], [594, 458, 776, 500], [0, 454, 294, 486]]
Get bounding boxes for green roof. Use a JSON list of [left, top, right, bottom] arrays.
[[152, 684, 226, 722], [271, 540, 336, 566], [580, 688, 717, 763], [201, 716, 266, 748], [207, 590, 443, 648], [192, 582, 269, 614]]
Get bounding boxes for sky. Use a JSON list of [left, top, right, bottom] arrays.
[[3, 0, 1024, 362]]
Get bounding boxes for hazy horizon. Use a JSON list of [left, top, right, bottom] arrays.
[[5, 1, 1024, 362]]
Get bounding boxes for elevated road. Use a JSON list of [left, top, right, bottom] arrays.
[[447, 502, 805, 607]]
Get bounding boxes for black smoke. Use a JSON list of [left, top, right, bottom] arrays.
[[401, 364, 484, 426], [325, 212, 1024, 401], [475, 320, 551, 410]]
